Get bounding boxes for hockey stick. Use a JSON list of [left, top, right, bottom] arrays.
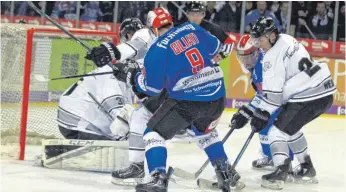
[[231, 129, 255, 169], [34, 72, 114, 82], [28, 2, 118, 71], [77, 81, 114, 121], [28, 1, 92, 51], [197, 129, 256, 190], [173, 125, 237, 180]]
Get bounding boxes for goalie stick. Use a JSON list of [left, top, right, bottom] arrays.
[[197, 130, 256, 191], [28, 1, 118, 71], [76, 81, 114, 122], [27, 1, 92, 52], [173, 125, 236, 180], [34, 72, 114, 82]]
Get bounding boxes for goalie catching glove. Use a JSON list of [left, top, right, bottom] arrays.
[[110, 104, 135, 140], [85, 42, 121, 67]]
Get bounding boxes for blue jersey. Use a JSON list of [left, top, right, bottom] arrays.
[[134, 22, 225, 101], [250, 52, 264, 94]]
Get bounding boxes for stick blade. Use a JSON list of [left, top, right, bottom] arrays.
[[34, 75, 49, 82], [172, 167, 197, 180]]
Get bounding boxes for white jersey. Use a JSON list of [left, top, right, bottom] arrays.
[[58, 65, 133, 139], [258, 34, 336, 114], [116, 28, 156, 64]]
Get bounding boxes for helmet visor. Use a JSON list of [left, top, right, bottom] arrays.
[[236, 50, 259, 69]]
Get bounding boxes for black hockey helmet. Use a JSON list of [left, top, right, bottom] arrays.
[[250, 17, 277, 38], [186, 1, 206, 13], [120, 18, 144, 43]]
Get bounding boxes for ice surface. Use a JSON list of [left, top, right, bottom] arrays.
[[1, 112, 345, 192]]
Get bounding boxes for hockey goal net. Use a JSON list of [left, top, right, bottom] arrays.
[[1, 23, 118, 160]]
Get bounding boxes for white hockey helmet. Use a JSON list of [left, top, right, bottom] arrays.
[[147, 7, 173, 37], [236, 34, 259, 69]]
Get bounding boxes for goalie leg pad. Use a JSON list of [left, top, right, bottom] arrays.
[[147, 98, 190, 140], [41, 139, 129, 173], [59, 126, 110, 140]]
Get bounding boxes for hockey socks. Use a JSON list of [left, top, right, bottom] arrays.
[[143, 128, 167, 173], [193, 127, 228, 165]]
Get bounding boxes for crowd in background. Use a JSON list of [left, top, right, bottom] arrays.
[[1, 1, 345, 41]]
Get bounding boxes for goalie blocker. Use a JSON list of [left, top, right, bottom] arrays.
[[39, 139, 129, 173]]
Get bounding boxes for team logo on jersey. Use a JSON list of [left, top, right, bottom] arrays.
[[263, 62, 272, 72], [283, 40, 300, 61]]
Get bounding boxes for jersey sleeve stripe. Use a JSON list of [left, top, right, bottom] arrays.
[[210, 37, 221, 56], [125, 42, 138, 57]]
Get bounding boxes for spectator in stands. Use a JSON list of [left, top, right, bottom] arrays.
[[274, 2, 290, 34], [324, 1, 334, 19], [292, 1, 312, 38], [245, 1, 254, 15], [80, 1, 104, 22], [118, 2, 154, 24], [244, 1, 281, 32], [158, 1, 185, 26], [1, 1, 11, 15], [213, 1, 241, 32], [99, 2, 114, 22], [15, 1, 42, 16], [16, 2, 29, 16], [306, 1, 333, 40], [205, 1, 219, 21], [337, 4, 345, 41], [271, 1, 280, 14], [51, 1, 77, 20]]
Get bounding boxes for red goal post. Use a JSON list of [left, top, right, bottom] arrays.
[[1, 23, 118, 160]]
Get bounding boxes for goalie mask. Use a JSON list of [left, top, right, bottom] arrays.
[[236, 34, 259, 70], [147, 7, 173, 38], [119, 18, 144, 43]]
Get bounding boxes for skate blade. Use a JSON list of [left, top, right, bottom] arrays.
[[293, 176, 319, 184], [197, 178, 246, 191], [252, 165, 275, 172], [261, 179, 284, 190], [172, 168, 196, 180], [111, 177, 143, 186]]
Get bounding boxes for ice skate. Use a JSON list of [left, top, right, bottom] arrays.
[[292, 155, 318, 184], [261, 158, 291, 190], [135, 170, 169, 192], [111, 162, 144, 186], [213, 159, 245, 191], [252, 154, 274, 170]]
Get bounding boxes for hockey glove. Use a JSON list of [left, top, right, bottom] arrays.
[[219, 43, 233, 59], [132, 86, 148, 99], [250, 108, 271, 132], [85, 42, 121, 67], [113, 61, 141, 87], [230, 106, 253, 129]]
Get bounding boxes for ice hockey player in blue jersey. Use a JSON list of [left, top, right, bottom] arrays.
[[98, 7, 243, 192], [230, 34, 294, 169]]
